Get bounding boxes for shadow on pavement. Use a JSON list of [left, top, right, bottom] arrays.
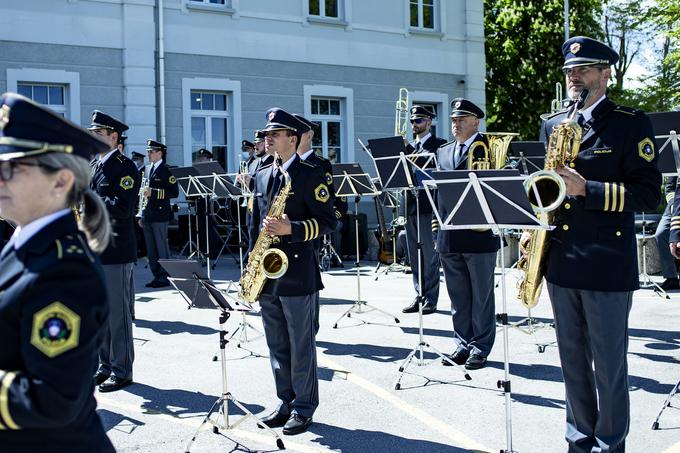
[[317, 340, 438, 363], [134, 319, 219, 336], [122, 382, 265, 418], [98, 408, 145, 433], [309, 422, 471, 452]]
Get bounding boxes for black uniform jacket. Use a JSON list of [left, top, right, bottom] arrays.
[[539, 98, 661, 291], [142, 162, 179, 223], [435, 133, 500, 254], [406, 134, 448, 216], [249, 155, 337, 297], [303, 151, 348, 221], [91, 150, 140, 264], [0, 214, 114, 452], [669, 179, 680, 242]]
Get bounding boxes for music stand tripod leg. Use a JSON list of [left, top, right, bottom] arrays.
[[651, 379, 680, 430], [185, 309, 284, 452], [333, 197, 400, 328]]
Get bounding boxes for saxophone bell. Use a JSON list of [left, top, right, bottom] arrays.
[[261, 248, 288, 279]]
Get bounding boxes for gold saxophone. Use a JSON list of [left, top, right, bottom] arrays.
[[516, 90, 588, 309], [238, 157, 291, 304]]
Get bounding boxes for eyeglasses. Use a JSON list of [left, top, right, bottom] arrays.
[[410, 118, 428, 124], [0, 160, 58, 182], [562, 66, 602, 77]]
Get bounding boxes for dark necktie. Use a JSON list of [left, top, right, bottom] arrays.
[[415, 141, 422, 152], [454, 143, 465, 168]]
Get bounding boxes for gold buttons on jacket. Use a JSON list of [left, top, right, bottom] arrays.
[[616, 231, 622, 237], [562, 225, 569, 231], [564, 203, 571, 210], [569, 162, 575, 168]]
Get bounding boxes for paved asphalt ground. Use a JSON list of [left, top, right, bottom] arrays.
[[98, 256, 680, 453]]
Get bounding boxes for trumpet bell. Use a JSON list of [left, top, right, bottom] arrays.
[[261, 248, 288, 279], [524, 170, 566, 214]]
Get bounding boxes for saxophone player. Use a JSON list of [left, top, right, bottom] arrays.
[[249, 108, 336, 435], [525, 37, 661, 452]]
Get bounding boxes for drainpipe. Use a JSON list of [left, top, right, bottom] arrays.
[[157, 0, 166, 144]]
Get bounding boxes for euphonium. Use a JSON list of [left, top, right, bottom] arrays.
[[516, 90, 589, 309], [394, 88, 410, 137], [467, 132, 519, 170], [238, 156, 291, 304]]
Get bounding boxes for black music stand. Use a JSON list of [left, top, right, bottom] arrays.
[[508, 141, 545, 176], [172, 167, 207, 261], [159, 259, 215, 309], [331, 163, 400, 328], [423, 169, 547, 453], [364, 137, 468, 386], [182, 280, 285, 453]]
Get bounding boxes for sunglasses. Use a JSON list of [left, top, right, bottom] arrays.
[[410, 118, 428, 124], [0, 160, 58, 182]]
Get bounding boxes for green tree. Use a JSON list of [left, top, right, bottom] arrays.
[[484, 0, 603, 139]]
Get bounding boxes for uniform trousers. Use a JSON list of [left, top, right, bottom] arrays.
[[143, 221, 170, 280], [259, 293, 318, 418], [99, 263, 135, 380], [654, 202, 677, 279], [440, 252, 496, 356], [405, 213, 440, 304], [547, 282, 632, 453]]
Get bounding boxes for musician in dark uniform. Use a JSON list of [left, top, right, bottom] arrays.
[[437, 99, 498, 370], [293, 114, 348, 261], [0, 92, 115, 452], [401, 105, 447, 315], [249, 108, 336, 435], [89, 110, 140, 392], [528, 37, 661, 452], [655, 176, 679, 289], [139, 140, 178, 288]]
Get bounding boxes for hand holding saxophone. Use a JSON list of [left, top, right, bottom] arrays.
[[555, 166, 586, 197], [263, 213, 292, 236]]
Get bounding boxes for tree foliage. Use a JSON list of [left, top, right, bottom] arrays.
[[484, 0, 603, 139]]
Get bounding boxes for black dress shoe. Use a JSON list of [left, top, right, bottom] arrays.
[[98, 376, 133, 393], [258, 410, 289, 429], [421, 303, 437, 315], [282, 414, 312, 435], [442, 348, 469, 366], [94, 372, 110, 386], [402, 297, 422, 313], [464, 354, 487, 370], [661, 278, 680, 290]]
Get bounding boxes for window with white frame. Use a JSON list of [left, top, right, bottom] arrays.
[[17, 83, 67, 117], [310, 97, 343, 163], [7, 69, 80, 123], [188, 0, 228, 5], [412, 102, 440, 138], [190, 90, 229, 169], [410, 0, 437, 30], [309, 0, 340, 19]]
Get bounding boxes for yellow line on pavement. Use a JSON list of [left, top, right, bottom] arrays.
[[97, 396, 329, 453], [318, 355, 492, 452]]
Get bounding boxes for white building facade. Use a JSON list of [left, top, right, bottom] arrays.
[[0, 0, 486, 172]]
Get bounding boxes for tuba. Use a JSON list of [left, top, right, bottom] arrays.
[[238, 155, 291, 304], [394, 88, 410, 137], [467, 132, 519, 170], [516, 89, 589, 309]]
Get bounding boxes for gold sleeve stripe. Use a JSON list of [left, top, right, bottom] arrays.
[[618, 183, 625, 212], [667, 192, 675, 203], [611, 183, 617, 212], [0, 372, 4, 430], [311, 219, 319, 240], [55, 239, 63, 259], [671, 225, 680, 230], [303, 220, 310, 242], [0, 372, 19, 430], [604, 183, 610, 211]]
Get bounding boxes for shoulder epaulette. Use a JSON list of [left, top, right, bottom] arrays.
[[612, 105, 639, 116], [300, 160, 316, 168], [543, 109, 569, 120], [54, 234, 94, 262], [116, 154, 125, 162], [257, 163, 274, 172], [439, 140, 455, 149]]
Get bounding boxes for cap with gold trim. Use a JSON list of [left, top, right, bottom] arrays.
[[254, 130, 265, 143], [410, 105, 436, 120], [146, 139, 167, 152], [292, 114, 313, 134], [449, 98, 485, 119], [0, 92, 109, 161], [88, 110, 128, 134], [262, 108, 299, 133], [562, 36, 619, 69]]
